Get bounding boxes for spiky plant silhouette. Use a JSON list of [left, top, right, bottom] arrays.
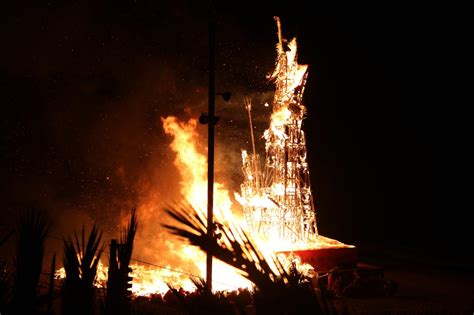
[[11, 210, 50, 315], [0, 230, 13, 308], [163, 203, 325, 315], [47, 253, 56, 315], [62, 224, 104, 315], [105, 208, 138, 315], [167, 277, 236, 315]]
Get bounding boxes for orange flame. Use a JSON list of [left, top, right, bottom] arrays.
[[161, 116, 252, 292], [55, 117, 252, 296], [55, 19, 353, 296]]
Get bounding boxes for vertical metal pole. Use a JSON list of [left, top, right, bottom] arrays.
[[206, 7, 215, 292]]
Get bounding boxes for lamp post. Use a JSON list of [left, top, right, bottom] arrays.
[[202, 6, 231, 293]]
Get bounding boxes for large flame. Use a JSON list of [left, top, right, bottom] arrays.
[[55, 117, 253, 296], [55, 18, 352, 297], [161, 116, 233, 221], [160, 116, 252, 292], [131, 18, 353, 296]]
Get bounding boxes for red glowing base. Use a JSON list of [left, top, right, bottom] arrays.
[[279, 246, 358, 272]]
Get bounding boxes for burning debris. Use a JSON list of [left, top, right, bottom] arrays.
[[236, 17, 317, 248], [155, 16, 354, 294], [55, 16, 354, 299]]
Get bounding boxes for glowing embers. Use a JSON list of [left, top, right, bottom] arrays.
[[237, 17, 317, 247]]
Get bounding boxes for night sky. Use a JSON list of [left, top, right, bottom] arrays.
[[0, 2, 468, 267]]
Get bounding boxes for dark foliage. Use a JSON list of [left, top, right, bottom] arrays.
[[167, 277, 237, 315], [61, 225, 104, 315], [163, 203, 331, 314], [163, 203, 284, 290], [0, 231, 13, 308], [11, 210, 50, 315], [105, 208, 138, 315], [47, 253, 56, 315]]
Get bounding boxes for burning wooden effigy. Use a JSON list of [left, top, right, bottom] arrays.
[[236, 17, 357, 273]]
